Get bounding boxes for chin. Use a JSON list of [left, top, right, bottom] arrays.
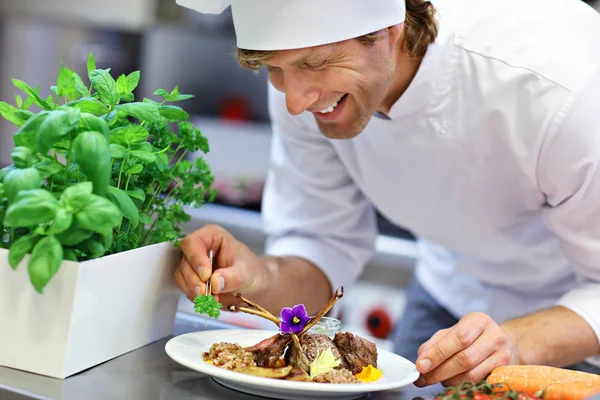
[[315, 119, 369, 140], [311, 96, 374, 139]]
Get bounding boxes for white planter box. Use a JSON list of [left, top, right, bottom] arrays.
[[0, 241, 181, 379]]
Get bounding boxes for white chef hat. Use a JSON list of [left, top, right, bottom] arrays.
[[176, 0, 406, 51]]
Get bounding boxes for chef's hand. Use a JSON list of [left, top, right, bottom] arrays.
[[414, 312, 520, 387], [176, 224, 270, 306]]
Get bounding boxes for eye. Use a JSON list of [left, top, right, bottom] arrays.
[[303, 61, 328, 71]]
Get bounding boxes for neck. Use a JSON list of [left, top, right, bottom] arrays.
[[376, 47, 423, 115]]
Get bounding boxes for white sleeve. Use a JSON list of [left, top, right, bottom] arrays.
[[537, 68, 600, 350], [261, 84, 377, 295]]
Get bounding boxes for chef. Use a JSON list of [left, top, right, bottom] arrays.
[[174, 0, 600, 386]]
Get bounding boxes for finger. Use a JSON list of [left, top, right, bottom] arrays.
[[180, 227, 222, 280], [417, 316, 486, 374], [175, 267, 195, 301], [416, 332, 495, 386], [179, 256, 205, 298], [440, 348, 512, 388], [418, 328, 450, 357]]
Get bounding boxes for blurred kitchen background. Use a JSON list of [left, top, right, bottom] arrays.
[[1, 0, 598, 349]]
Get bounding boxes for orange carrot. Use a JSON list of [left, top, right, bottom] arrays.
[[487, 365, 600, 400], [542, 382, 600, 400]]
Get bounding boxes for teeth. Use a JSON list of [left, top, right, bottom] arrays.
[[319, 96, 344, 114]]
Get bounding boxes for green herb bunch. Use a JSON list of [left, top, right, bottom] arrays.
[[0, 53, 216, 293]]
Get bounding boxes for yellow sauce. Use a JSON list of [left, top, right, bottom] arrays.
[[355, 365, 383, 382]]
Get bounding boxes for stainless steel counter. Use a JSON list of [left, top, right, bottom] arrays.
[[0, 312, 443, 400]]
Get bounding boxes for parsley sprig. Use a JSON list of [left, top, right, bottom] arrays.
[[194, 294, 222, 326]]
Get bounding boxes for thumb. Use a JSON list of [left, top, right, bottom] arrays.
[[210, 265, 246, 295]]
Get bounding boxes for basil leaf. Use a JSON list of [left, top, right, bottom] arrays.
[[22, 90, 36, 110], [67, 97, 109, 115], [168, 94, 194, 101], [37, 109, 80, 154], [110, 125, 149, 146], [73, 72, 89, 98], [90, 69, 120, 106], [120, 92, 135, 102], [59, 181, 93, 213], [0, 101, 26, 126], [0, 165, 15, 183], [33, 160, 63, 178], [139, 212, 152, 225], [12, 79, 52, 110], [127, 71, 140, 92], [158, 105, 189, 121], [13, 110, 34, 124], [155, 153, 169, 171], [75, 194, 122, 234], [107, 185, 139, 228], [72, 131, 111, 197], [77, 238, 105, 259], [115, 102, 161, 124], [135, 142, 153, 152], [11, 147, 34, 168], [97, 228, 114, 251], [4, 189, 58, 227], [3, 167, 42, 202], [48, 207, 73, 234], [63, 249, 78, 261], [126, 164, 143, 175], [117, 74, 129, 95], [130, 150, 156, 163], [127, 188, 146, 202], [28, 236, 63, 293], [8, 233, 38, 270], [155, 86, 194, 102], [56, 62, 85, 101], [87, 53, 96, 79], [14, 111, 49, 150], [154, 88, 169, 97], [79, 113, 109, 139], [109, 143, 128, 159], [55, 227, 94, 246]]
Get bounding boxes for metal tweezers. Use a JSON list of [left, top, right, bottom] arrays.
[[205, 250, 213, 296]]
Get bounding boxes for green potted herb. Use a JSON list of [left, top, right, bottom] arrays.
[[0, 53, 216, 379]]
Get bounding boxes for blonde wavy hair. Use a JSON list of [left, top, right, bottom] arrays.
[[235, 0, 438, 70]]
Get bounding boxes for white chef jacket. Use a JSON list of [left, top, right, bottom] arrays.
[[261, 0, 600, 366]]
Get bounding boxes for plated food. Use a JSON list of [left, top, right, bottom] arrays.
[[200, 286, 383, 384]]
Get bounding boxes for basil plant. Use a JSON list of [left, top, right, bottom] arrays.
[[0, 53, 216, 293]]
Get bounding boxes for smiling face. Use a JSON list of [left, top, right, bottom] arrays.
[[261, 25, 408, 140]]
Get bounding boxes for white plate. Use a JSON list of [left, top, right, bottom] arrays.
[[165, 329, 420, 400]]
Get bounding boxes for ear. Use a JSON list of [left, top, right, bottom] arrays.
[[386, 23, 404, 47]]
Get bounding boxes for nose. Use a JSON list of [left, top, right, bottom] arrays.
[[283, 72, 319, 115]]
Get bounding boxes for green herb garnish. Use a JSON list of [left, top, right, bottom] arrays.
[[194, 294, 222, 326], [0, 52, 217, 293]]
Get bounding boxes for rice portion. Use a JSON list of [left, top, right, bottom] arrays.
[[312, 368, 361, 384], [203, 342, 257, 371]]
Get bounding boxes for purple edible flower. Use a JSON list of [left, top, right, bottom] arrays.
[[280, 304, 310, 334]]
